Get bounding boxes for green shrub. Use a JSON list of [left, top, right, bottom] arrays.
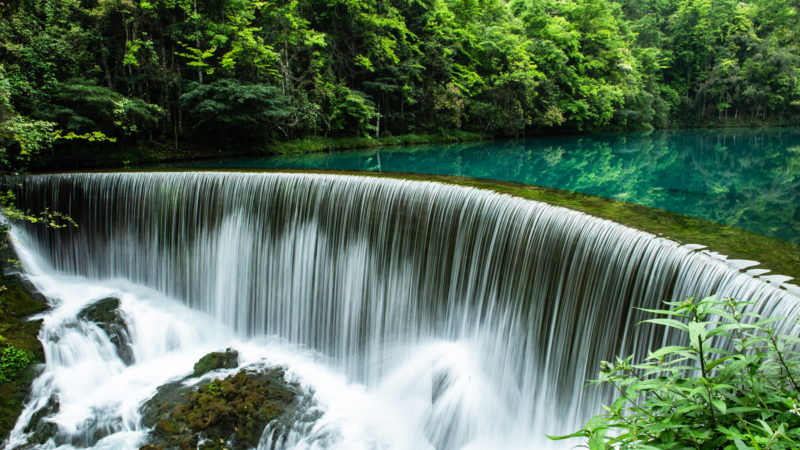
[[551, 295, 800, 449], [0, 345, 32, 383]]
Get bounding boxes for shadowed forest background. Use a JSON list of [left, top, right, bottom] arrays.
[[1, 0, 799, 168]]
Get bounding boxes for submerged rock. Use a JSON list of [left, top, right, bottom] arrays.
[[77, 297, 134, 365], [140, 362, 301, 450], [192, 349, 239, 378]]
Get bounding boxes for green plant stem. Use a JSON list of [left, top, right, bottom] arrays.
[[625, 367, 667, 403], [697, 334, 717, 428], [747, 370, 770, 410], [771, 335, 800, 393], [609, 379, 659, 425]]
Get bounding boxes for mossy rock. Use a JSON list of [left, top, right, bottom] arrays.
[[77, 297, 121, 325], [140, 379, 195, 430], [77, 297, 134, 365], [0, 234, 48, 441], [192, 349, 239, 378], [140, 366, 300, 449], [139, 445, 164, 450]]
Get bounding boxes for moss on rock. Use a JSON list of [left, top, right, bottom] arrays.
[[140, 362, 300, 450], [0, 232, 48, 441], [192, 349, 239, 378], [139, 444, 164, 450]]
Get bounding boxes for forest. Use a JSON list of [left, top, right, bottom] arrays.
[[1, 0, 799, 169]]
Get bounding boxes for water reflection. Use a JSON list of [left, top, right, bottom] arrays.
[[169, 128, 800, 244]]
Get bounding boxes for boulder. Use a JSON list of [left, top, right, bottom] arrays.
[[22, 394, 59, 445], [192, 349, 239, 378], [140, 362, 300, 449], [77, 297, 134, 365]]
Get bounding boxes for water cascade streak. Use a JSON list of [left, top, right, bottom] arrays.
[[11, 172, 800, 448]]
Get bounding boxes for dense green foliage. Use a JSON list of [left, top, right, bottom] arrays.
[[0, 346, 32, 384], [552, 295, 800, 449], [0, 0, 799, 160]]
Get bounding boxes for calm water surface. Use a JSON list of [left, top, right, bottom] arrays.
[[169, 128, 800, 244]]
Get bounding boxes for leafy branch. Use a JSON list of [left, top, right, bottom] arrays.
[[549, 295, 800, 449]]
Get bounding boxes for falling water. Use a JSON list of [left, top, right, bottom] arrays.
[[5, 172, 800, 449]]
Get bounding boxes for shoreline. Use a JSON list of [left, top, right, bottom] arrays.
[[32, 123, 799, 172]]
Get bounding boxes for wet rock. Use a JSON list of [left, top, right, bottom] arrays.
[[140, 378, 194, 430], [67, 416, 119, 447], [0, 235, 48, 441], [140, 365, 300, 450], [22, 394, 59, 445], [2, 273, 49, 315], [77, 297, 134, 365], [192, 349, 239, 377]]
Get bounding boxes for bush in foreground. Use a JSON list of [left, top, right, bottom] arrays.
[[551, 295, 800, 449]]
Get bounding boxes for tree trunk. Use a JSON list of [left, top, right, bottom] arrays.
[[195, 0, 202, 84], [375, 108, 380, 138]]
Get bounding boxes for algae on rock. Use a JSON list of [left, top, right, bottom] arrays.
[[192, 349, 239, 378], [140, 351, 301, 450]]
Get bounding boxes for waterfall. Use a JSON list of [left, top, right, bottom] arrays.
[[6, 172, 800, 449]]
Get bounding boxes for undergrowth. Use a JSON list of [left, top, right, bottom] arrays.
[[551, 295, 800, 449]]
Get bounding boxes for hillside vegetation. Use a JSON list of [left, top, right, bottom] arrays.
[[1, 0, 799, 166]]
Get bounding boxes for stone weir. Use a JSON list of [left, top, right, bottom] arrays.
[[9, 172, 800, 447]]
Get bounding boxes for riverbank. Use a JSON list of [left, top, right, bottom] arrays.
[[31, 122, 799, 173], [31, 131, 487, 172], [265, 130, 485, 154], [0, 230, 47, 440]]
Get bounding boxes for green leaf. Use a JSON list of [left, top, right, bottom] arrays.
[[643, 318, 690, 332], [647, 345, 693, 360], [546, 430, 588, 441], [754, 316, 788, 327], [588, 431, 607, 450], [675, 404, 702, 415], [689, 321, 708, 344], [726, 406, 762, 414], [707, 324, 744, 338], [585, 415, 606, 432], [712, 399, 727, 414], [758, 419, 773, 435], [706, 356, 732, 372], [638, 307, 691, 318]]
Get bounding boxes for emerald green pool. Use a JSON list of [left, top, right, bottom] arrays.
[[173, 128, 800, 244]]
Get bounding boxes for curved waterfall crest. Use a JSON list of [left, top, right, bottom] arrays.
[[8, 171, 800, 448]]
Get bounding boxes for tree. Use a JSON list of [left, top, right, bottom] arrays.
[[180, 78, 293, 146]]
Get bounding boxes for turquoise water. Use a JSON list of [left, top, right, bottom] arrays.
[[170, 128, 800, 244]]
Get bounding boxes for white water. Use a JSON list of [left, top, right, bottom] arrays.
[[9, 231, 530, 449], [6, 172, 800, 449]]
